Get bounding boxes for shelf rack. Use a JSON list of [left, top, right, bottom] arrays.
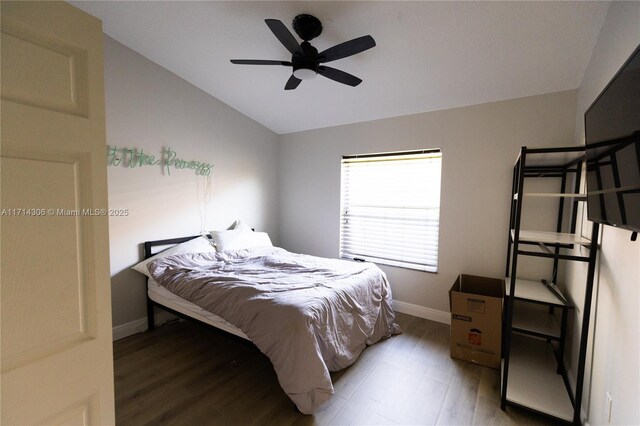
[[501, 146, 599, 425]]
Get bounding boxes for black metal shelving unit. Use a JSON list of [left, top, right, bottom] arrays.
[[501, 146, 599, 425]]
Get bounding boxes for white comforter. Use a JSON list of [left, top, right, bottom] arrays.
[[148, 246, 401, 414]]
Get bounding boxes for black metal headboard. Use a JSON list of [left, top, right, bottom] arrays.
[[143, 235, 201, 260]]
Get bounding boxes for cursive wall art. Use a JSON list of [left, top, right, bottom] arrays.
[[107, 146, 213, 176]]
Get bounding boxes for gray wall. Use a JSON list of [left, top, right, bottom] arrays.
[[567, 2, 640, 424], [104, 36, 280, 327], [277, 91, 578, 315]]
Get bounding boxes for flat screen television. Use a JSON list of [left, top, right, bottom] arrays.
[[585, 44, 640, 233]]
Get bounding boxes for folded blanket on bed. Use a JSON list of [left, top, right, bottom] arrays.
[[148, 246, 401, 414]]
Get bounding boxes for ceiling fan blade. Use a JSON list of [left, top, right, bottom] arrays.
[[319, 35, 376, 63], [284, 75, 302, 90], [318, 66, 362, 87], [265, 19, 302, 55], [230, 59, 292, 66]]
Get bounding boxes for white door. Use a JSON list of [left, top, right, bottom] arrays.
[[1, 1, 115, 424]]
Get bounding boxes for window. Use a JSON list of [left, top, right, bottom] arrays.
[[339, 149, 442, 272]]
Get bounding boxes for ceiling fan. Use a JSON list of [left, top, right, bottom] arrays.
[[230, 14, 376, 90]]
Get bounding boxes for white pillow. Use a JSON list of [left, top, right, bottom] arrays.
[[132, 236, 215, 278], [211, 230, 272, 252], [231, 220, 253, 232]]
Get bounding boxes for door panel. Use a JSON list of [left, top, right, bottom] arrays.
[[1, 151, 96, 372], [0, 16, 89, 116]]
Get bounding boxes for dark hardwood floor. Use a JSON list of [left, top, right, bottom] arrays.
[[113, 312, 549, 425]]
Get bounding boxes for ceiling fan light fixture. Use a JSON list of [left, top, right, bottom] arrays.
[[293, 67, 317, 80]]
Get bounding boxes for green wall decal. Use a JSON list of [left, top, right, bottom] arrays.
[[107, 146, 213, 176]]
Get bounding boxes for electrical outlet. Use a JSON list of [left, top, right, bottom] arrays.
[[605, 392, 613, 424]]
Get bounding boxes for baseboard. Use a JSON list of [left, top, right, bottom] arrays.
[[112, 318, 147, 341], [112, 310, 177, 341], [393, 300, 450, 325]]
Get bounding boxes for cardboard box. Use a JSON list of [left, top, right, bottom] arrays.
[[449, 274, 504, 369]]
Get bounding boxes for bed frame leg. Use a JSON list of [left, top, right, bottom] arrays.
[[147, 298, 155, 330]]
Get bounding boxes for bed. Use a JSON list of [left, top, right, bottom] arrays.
[[137, 234, 401, 414]]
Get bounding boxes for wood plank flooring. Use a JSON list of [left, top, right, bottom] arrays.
[[113, 313, 550, 425]]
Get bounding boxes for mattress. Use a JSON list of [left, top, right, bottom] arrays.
[[147, 277, 249, 340]]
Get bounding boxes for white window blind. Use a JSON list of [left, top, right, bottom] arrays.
[[339, 150, 442, 272]]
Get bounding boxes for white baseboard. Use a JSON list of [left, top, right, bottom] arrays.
[[112, 318, 147, 341], [112, 310, 177, 341], [393, 300, 450, 325]]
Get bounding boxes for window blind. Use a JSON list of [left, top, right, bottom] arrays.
[[339, 150, 442, 272]]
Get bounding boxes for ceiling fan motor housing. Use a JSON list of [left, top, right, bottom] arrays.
[[293, 41, 320, 74]]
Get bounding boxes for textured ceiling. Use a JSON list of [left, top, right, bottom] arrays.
[[71, 1, 610, 134]]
